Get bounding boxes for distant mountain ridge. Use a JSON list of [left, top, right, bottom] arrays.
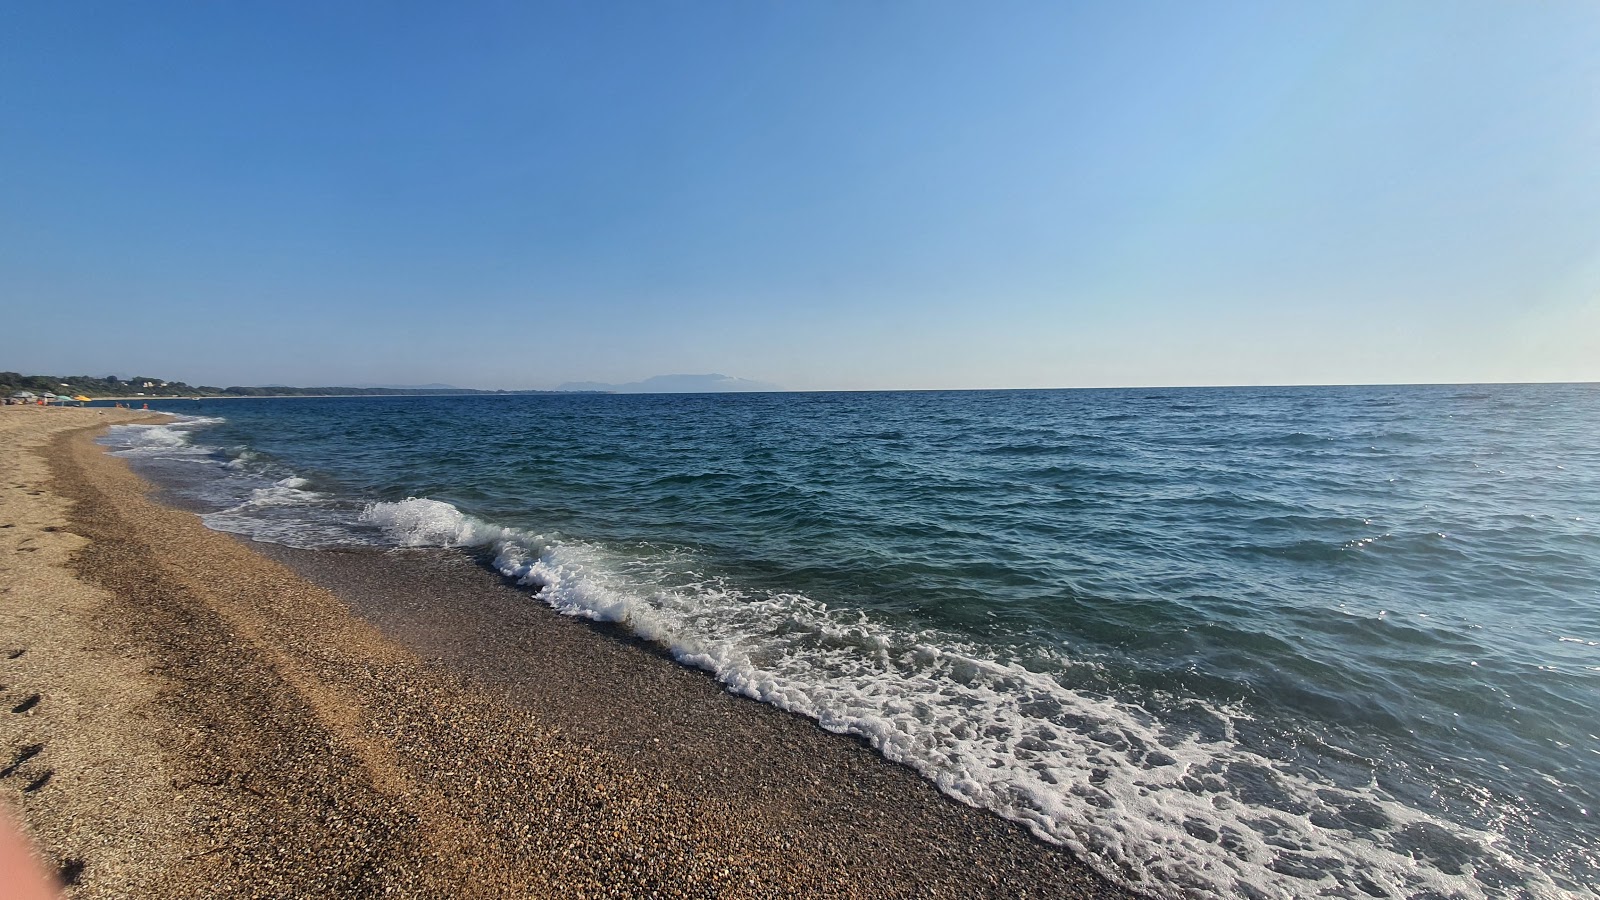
[[555, 374, 780, 394]]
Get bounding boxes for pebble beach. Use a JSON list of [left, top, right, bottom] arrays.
[[0, 407, 1130, 898]]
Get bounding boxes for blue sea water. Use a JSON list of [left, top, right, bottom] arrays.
[[103, 385, 1599, 899]]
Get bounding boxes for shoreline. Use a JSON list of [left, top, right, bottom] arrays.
[[0, 409, 1136, 898]]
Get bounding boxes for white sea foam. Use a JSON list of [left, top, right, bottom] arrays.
[[359, 497, 509, 547], [101, 418, 375, 549], [78, 429, 1596, 897], [359, 496, 1584, 900], [199, 476, 356, 548], [242, 477, 322, 508], [224, 449, 263, 470], [104, 416, 226, 459]]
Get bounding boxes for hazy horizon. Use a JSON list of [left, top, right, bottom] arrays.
[[4, 2, 1597, 390], [10, 369, 1597, 396]]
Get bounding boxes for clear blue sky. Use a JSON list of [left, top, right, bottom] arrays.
[[3, 1, 1597, 390]]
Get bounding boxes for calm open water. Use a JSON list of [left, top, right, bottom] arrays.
[[105, 385, 1599, 898]]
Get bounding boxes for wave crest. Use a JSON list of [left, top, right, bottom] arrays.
[[360, 497, 509, 547], [348, 495, 1573, 899]]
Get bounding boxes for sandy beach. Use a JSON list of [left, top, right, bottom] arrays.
[[0, 407, 1133, 899]]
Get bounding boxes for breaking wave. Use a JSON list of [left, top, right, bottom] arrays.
[[101, 385, 1600, 900], [356, 497, 1576, 899]]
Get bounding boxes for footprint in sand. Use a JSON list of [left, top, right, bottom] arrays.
[[12, 693, 40, 714], [57, 859, 84, 886], [5, 649, 25, 660], [0, 743, 44, 779], [23, 770, 52, 793]]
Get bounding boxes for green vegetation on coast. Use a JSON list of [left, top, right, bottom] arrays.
[[2, 373, 213, 398], [0, 373, 573, 399]]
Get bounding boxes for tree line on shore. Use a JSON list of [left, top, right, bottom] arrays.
[[1, 373, 566, 398], [1, 372, 213, 398]]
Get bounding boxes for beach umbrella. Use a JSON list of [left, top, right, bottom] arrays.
[[73, 395, 92, 402], [9, 391, 36, 399]]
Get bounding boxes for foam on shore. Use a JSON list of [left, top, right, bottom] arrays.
[[99, 415, 1590, 900], [359, 497, 1573, 900]]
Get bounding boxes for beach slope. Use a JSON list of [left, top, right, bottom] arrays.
[[0, 409, 1133, 899]]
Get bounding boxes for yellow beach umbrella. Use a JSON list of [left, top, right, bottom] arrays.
[[73, 395, 92, 402]]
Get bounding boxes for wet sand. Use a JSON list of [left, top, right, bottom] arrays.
[[0, 408, 1139, 898]]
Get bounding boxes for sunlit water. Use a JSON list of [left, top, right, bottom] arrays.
[[104, 385, 1600, 898]]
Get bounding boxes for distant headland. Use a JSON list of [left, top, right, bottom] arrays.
[[1, 371, 778, 399], [0, 372, 580, 400]]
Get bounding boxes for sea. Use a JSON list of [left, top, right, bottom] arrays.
[[99, 385, 1598, 899]]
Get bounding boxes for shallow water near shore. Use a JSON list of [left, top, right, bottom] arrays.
[[102, 385, 1600, 899]]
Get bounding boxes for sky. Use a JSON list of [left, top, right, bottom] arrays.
[[2, 1, 1598, 391]]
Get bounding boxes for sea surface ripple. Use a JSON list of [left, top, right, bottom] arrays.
[[105, 385, 1600, 898]]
